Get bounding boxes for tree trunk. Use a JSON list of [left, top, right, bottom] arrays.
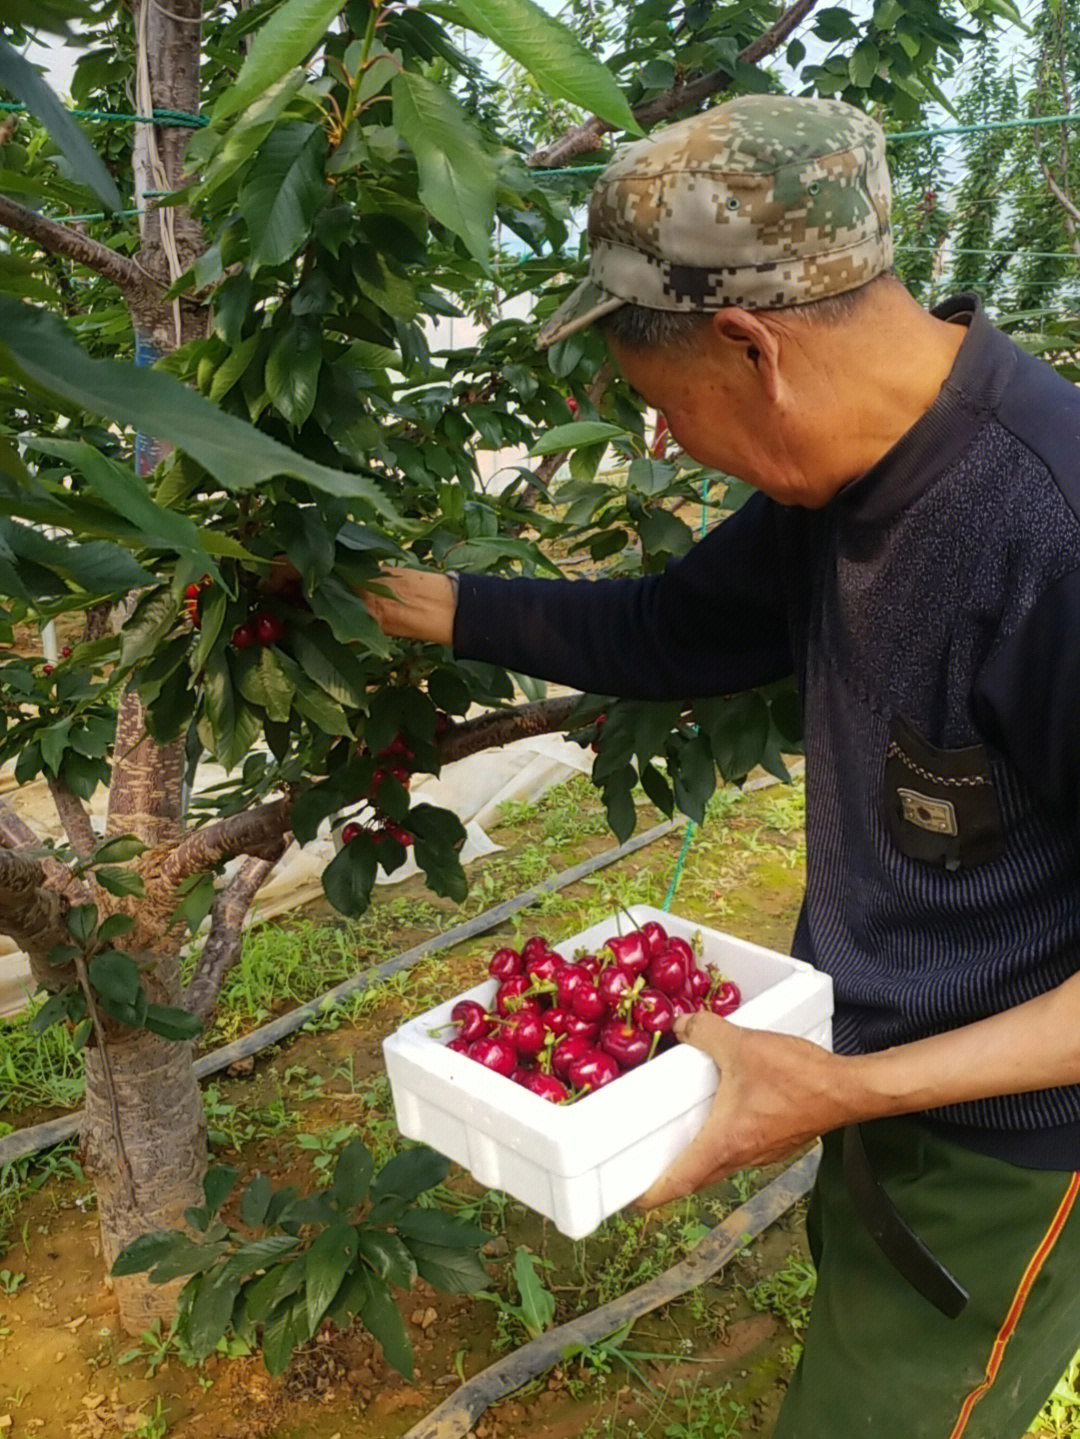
[[83, 1024, 206, 1330], [77, 0, 210, 1335]]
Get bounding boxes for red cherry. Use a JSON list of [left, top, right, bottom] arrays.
[[666, 937, 697, 969], [570, 983, 607, 1023], [568, 1049, 621, 1093], [340, 821, 362, 845], [505, 1011, 546, 1058], [467, 1036, 516, 1077], [563, 1013, 601, 1041], [565, 396, 579, 414], [231, 623, 256, 650], [184, 582, 201, 600], [495, 976, 539, 1019], [488, 947, 523, 981], [641, 921, 669, 958], [552, 1034, 593, 1081], [631, 988, 676, 1036], [253, 611, 285, 645], [452, 999, 493, 1043], [542, 1006, 572, 1038], [521, 936, 553, 965], [42, 663, 53, 675], [525, 951, 561, 983], [61, 646, 72, 659], [391, 764, 412, 787], [523, 1072, 569, 1103], [598, 966, 633, 1011], [707, 980, 741, 1017], [554, 963, 589, 1006], [446, 1036, 470, 1054], [687, 967, 711, 1005], [647, 950, 688, 997], [384, 822, 414, 848], [599, 1020, 651, 1069], [604, 932, 650, 976], [435, 711, 451, 734]]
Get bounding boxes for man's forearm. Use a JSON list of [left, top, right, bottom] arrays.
[[845, 968, 1080, 1122]]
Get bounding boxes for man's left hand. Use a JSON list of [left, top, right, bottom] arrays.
[[635, 1012, 856, 1210]]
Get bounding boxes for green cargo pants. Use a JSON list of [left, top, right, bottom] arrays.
[[771, 1117, 1080, 1439]]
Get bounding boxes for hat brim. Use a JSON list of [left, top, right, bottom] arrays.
[[536, 278, 625, 350]]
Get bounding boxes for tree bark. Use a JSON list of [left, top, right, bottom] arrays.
[[47, 777, 98, 858], [528, 0, 822, 167], [83, 1025, 207, 1334], [185, 849, 286, 1021], [0, 194, 156, 300], [438, 696, 584, 764]]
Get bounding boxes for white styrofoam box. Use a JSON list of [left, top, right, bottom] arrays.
[[382, 905, 833, 1239]]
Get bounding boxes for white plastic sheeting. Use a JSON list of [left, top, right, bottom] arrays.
[[0, 731, 595, 1018]]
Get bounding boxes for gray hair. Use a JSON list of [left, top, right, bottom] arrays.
[[601, 271, 897, 352]]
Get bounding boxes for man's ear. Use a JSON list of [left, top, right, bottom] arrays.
[[709, 308, 782, 403]]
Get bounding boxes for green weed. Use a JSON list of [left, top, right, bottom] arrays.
[[744, 1253, 817, 1335]]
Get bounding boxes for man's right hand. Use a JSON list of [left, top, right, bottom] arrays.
[[359, 568, 458, 647]]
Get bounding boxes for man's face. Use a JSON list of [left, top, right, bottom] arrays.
[[604, 326, 804, 503]]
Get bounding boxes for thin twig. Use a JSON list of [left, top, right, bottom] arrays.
[[71, 953, 137, 1206], [528, 0, 821, 167]]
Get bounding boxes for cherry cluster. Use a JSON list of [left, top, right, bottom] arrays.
[[183, 577, 286, 648], [445, 922, 741, 1103], [340, 732, 418, 850]]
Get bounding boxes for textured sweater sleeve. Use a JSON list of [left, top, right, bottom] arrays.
[[453, 490, 794, 700], [972, 564, 1080, 832]]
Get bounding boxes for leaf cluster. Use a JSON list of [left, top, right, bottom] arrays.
[[111, 1140, 491, 1379]]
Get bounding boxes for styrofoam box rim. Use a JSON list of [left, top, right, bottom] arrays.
[[383, 906, 834, 1184]]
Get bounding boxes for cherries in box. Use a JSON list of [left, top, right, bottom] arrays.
[[382, 905, 832, 1239]]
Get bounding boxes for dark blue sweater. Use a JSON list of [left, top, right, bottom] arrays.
[[454, 298, 1080, 1169]]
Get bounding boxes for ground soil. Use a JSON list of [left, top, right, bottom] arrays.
[[0, 785, 812, 1439]]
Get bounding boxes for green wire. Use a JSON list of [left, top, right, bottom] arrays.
[[0, 101, 206, 128]]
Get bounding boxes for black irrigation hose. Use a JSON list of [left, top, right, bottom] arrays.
[[401, 1147, 822, 1439], [0, 766, 799, 1169]]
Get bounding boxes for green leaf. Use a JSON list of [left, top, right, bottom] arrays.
[[144, 1003, 204, 1041], [528, 421, 623, 456], [369, 1147, 450, 1219], [291, 628, 370, 710], [394, 1209, 488, 1250], [120, 589, 182, 670], [88, 951, 141, 1006], [514, 1246, 555, 1334], [186, 1266, 244, 1361], [110, 1230, 183, 1278], [450, 0, 639, 135], [261, 1293, 310, 1375], [241, 1174, 273, 1230], [91, 835, 147, 865], [0, 39, 121, 211], [669, 732, 716, 825], [358, 1275, 413, 1379], [95, 866, 146, 899], [266, 320, 323, 428], [0, 301, 398, 517], [204, 1165, 240, 1218], [356, 1230, 416, 1290], [321, 838, 377, 918], [849, 40, 881, 88], [213, 0, 347, 123], [149, 1240, 229, 1284], [240, 122, 328, 271], [330, 1139, 375, 1209], [693, 693, 770, 783], [96, 913, 135, 944], [236, 645, 296, 724], [406, 1238, 492, 1295], [221, 1234, 300, 1280], [66, 903, 98, 945], [303, 1222, 357, 1334], [392, 72, 496, 265]]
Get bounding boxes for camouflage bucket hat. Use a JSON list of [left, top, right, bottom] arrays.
[[537, 94, 893, 349]]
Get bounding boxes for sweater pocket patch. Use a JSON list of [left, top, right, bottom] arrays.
[[883, 715, 1004, 871]]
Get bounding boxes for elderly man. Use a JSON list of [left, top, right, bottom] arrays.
[[364, 96, 1080, 1437]]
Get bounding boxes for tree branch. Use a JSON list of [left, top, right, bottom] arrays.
[[184, 848, 287, 1022], [159, 797, 292, 891], [516, 362, 616, 514], [0, 194, 155, 300], [0, 797, 92, 905], [47, 778, 98, 859], [437, 695, 585, 765], [529, 0, 822, 167], [0, 848, 70, 973]]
